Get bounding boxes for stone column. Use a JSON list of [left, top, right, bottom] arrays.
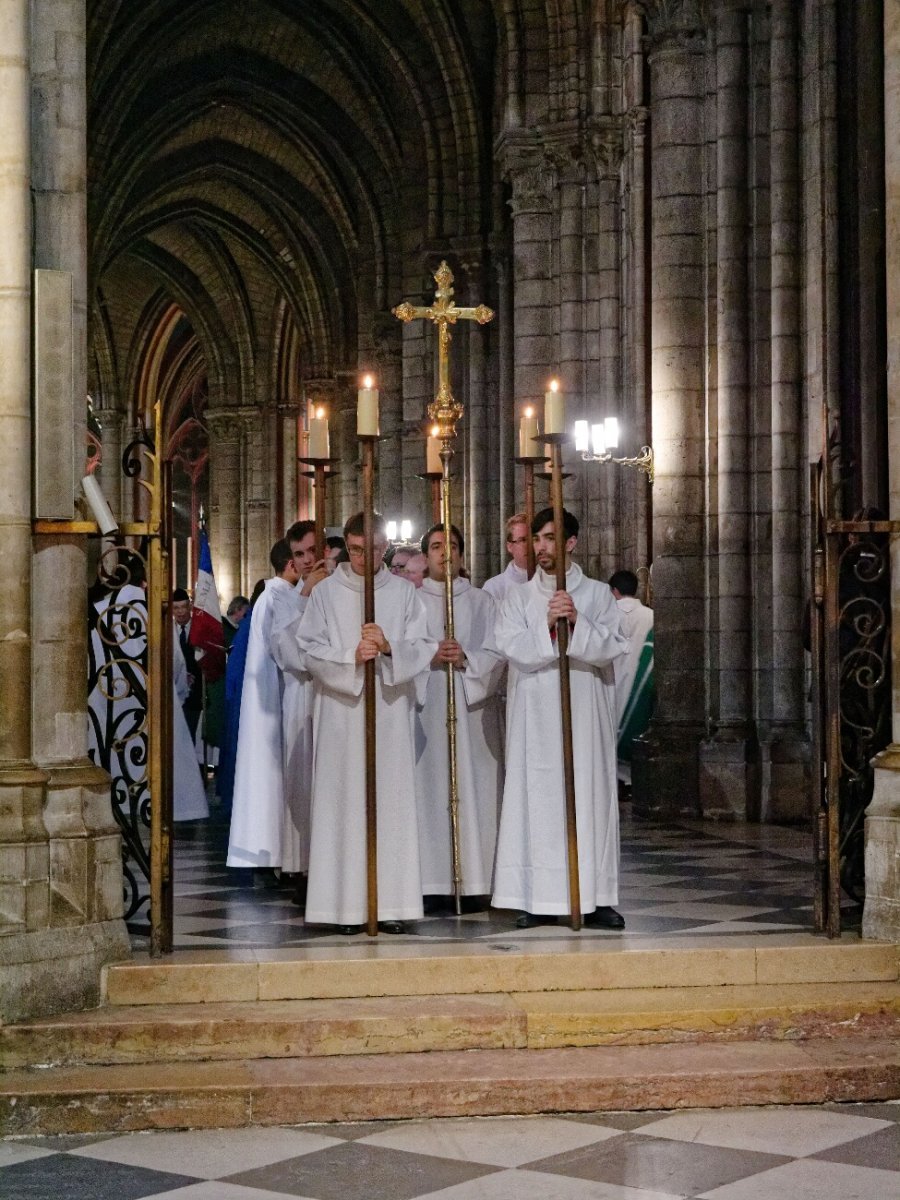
[[0, 0, 49, 967], [632, 0, 708, 816], [767, 0, 808, 817], [2, 0, 129, 1023], [622, 103, 652, 574], [864, 0, 900, 941], [492, 244, 515, 562], [206, 408, 244, 600], [371, 324, 403, 524], [591, 127, 624, 577], [460, 253, 493, 584], [277, 402, 299, 532], [31, 0, 126, 962], [501, 138, 557, 428], [93, 406, 125, 521], [699, 2, 755, 818]]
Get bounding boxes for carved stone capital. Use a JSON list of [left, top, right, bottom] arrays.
[[644, 0, 708, 50], [91, 408, 125, 434], [205, 408, 247, 442], [507, 163, 557, 216], [586, 118, 625, 177]]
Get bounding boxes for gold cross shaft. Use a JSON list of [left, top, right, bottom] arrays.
[[392, 260, 493, 437]]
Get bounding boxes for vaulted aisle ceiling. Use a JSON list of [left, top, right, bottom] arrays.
[[87, 0, 501, 408]]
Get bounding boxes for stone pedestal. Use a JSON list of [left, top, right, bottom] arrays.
[[863, 749, 900, 940]]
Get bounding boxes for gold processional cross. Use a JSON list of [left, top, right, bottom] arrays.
[[391, 260, 493, 911]]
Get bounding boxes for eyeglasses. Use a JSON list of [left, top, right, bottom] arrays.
[[346, 543, 386, 557]]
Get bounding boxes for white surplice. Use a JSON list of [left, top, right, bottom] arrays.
[[482, 560, 527, 606], [492, 563, 626, 915], [173, 635, 210, 821], [270, 586, 313, 874], [297, 564, 436, 925], [613, 596, 654, 722], [415, 578, 505, 895], [226, 576, 294, 867]]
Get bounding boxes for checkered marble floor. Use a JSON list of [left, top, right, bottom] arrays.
[[3, 1104, 898, 1199], [127, 809, 858, 950]]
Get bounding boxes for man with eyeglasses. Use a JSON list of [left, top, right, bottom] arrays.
[[483, 513, 530, 604], [296, 511, 436, 934]]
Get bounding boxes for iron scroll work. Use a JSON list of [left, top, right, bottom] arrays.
[[85, 409, 175, 955], [810, 463, 896, 937]]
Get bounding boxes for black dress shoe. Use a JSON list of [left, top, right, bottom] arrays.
[[584, 906, 625, 929], [379, 920, 407, 935], [338, 924, 363, 935], [515, 912, 558, 929]]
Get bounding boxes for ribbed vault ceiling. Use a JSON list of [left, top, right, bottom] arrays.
[[87, 0, 502, 405]]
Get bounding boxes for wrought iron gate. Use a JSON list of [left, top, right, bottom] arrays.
[[83, 404, 174, 955], [809, 462, 896, 936]]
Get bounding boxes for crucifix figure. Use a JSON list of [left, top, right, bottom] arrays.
[[392, 260, 493, 913]]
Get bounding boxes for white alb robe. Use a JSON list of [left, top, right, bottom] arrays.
[[492, 564, 626, 915], [270, 586, 313, 874], [482, 560, 527, 606], [613, 596, 654, 722], [227, 576, 294, 867], [415, 578, 505, 895], [297, 564, 436, 924], [173, 636, 209, 821]]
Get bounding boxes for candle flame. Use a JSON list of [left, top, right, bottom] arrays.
[[430, 424, 440, 438], [524, 406, 534, 419], [549, 378, 559, 393], [362, 374, 374, 389], [315, 406, 325, 420]]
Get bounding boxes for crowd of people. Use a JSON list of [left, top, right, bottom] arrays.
[[182, 510, 655, 934]]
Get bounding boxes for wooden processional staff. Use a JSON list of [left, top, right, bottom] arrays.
[[358, 377, 380, 936], [544, 383, 581, 932], [393, 261, 494, 914]]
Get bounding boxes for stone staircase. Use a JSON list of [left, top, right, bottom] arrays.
[[2, 937, 899, 1134]]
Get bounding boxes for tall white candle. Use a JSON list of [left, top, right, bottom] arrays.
[[518, 406, 541, 458], [308, 406, 330, 458], [426, 426, 442, 473], [357, 375, 379, 435], [544, 379, 565, 435]]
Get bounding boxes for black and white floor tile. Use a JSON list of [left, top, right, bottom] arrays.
[[128, 809, 856, 950], [4, 1103, 898, 1199]]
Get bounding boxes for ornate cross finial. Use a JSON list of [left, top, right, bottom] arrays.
[[392, 260, 493, 440]]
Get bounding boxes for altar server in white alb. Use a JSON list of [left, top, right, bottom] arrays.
[[226, 540, 299, 868], [492, 507, 627, 929], [268, 520, 330, 885], [415, 523, 504, 908], [482, 512, 530, 604], [297, 512, 437, 933]]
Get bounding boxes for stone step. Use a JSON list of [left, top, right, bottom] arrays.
[[102, 938, 900, 1006], [5, 982, 898, 1069], [2, 1036, 898, 1135]]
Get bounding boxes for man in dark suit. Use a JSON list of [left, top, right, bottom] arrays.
[[172, 587, 203, 739]]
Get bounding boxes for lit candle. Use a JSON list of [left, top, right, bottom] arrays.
[[544, 378, 565, 435], [308, 405, 330, 458], [400, 519, 412, 541], [426, 424, 442, 473], [357, 374, 379, 435], [518, 406, 541, 458]]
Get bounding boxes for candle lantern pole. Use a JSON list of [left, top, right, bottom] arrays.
[[394, 261, 494, 915], [545, 426, 582, 932], [359, 431, 379, 936], [513, 455, 547, 579], [298, 457, 339, 560], [355, 374, 381, 937]]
